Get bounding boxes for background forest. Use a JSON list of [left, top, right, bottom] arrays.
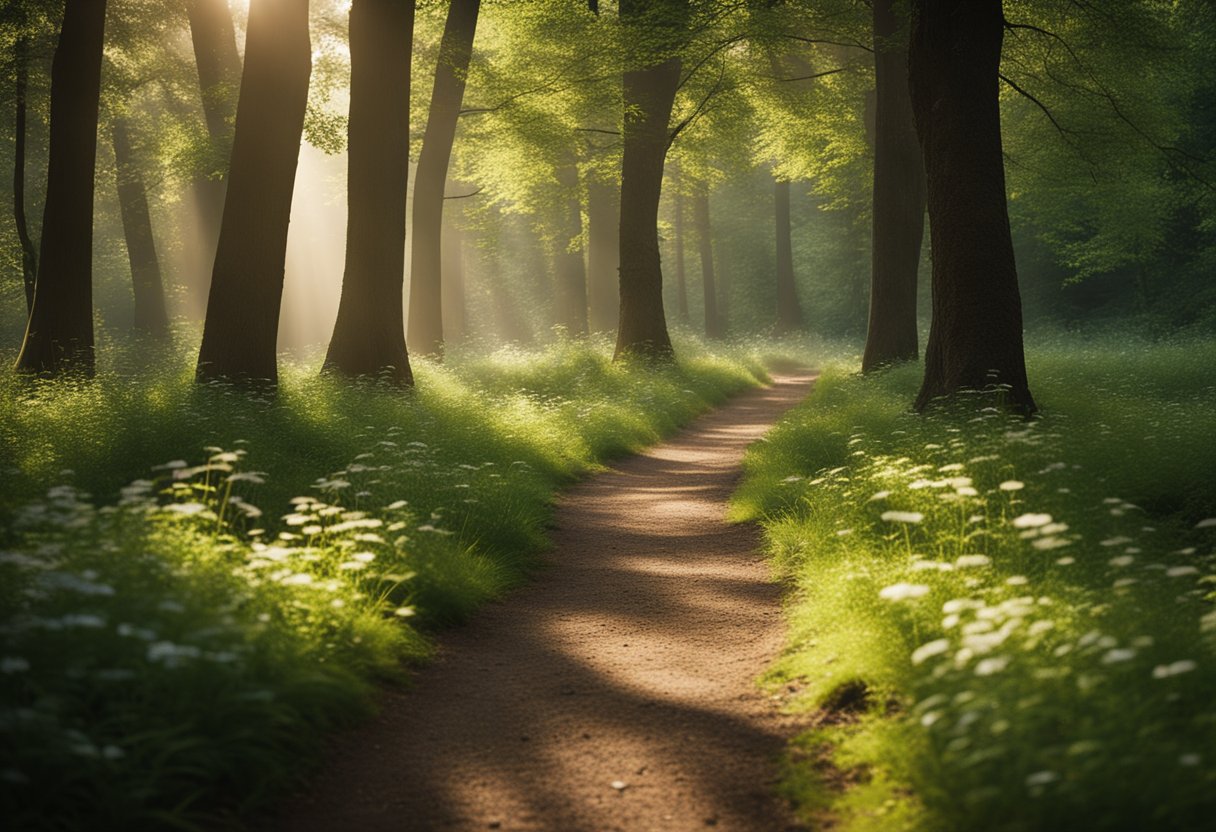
[[2, 1, 1215, 830]]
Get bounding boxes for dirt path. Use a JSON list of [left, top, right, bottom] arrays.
[[279, 372, 817, 832]]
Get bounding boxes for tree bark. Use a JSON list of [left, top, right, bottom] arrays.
[[774, 178, 804, 333], [111, 116, 170, 338], [15, 0, 107, 376], [862, 0, 926, 371], [196, 0, 311, 384], [441, 220, 467, 345], [324, 0, 415, 384], [13, 35, 37, 315], [673, 177, 689, 323], [613, 0, 686, 360], [407, 0, 480, 358], [586, 174, 620, 332], [908, 0, 1035, 414], [184, 0, 242, 304], [693, 186, 722, 340], [554, 162, 589, 336]]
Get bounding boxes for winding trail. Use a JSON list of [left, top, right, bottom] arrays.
[[279, 372, 817, 832]]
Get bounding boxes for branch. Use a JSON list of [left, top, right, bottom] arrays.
[[443, 187, 483, 200]]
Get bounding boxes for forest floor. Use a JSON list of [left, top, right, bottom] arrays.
[[276, 371, 818, 832]]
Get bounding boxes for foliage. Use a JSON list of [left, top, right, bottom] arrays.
[[734, 334, 1216, 830]]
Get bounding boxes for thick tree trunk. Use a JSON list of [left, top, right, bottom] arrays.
[[613, 54, 681, 361], [862, 0, 926, 371], [441, 221, 467, 345], [909, 0, 1035, 414], [13, 36, 37, 315], [196, 0, 310, 384], [324, 0, 415, 384], [185, 0, 242, 305], [673, 182, 689, 323], [773, 178, 804, 333], [407, 0, 480, 358], [111, 116, 170, 338], [15, 0, 107, 376], [554, 162, 589, 336], [585, 175, 620, 332], [693, 187, 722, 340]]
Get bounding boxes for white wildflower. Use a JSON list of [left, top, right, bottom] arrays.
[[879, 582, 931, 602]]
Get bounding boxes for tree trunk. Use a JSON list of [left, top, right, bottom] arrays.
[[862, 0, 926, 371], [585, 175, 620, 332], [15, 0, 107, 376], [673, 178, 689, 323], [441, 220, 467, 345], [554, 162, 589, 336], [693, 186, 722, 340], [13, 36, 37, 315], [185, 0, 242, 306], [111, 116, 170, 338], [774, 178, 804, 333], [407, 0, 480, 358], [196, 0, 310, 384], [908, 0, 1035, 414], [613, 54, 681, 360], [323, 0, 414, 384]]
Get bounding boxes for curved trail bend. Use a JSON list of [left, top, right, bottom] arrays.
[[281, 372, 817, 832]]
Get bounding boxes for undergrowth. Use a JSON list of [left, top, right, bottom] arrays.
[[734, 335, 1216, 831], [0, 336, 772, 831]]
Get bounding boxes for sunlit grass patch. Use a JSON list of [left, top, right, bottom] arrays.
[[737, 334, 1216, 831], [0, 337, 776, 830]]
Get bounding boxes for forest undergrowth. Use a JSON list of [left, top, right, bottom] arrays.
[[733, 334, 1216, 831], [0, 334, 779, 831]]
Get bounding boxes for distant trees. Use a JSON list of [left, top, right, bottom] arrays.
[[184, 0, 242, 278], [773, 178, 804, 333], [693, 185, 722, 339], [862, 0, 924, 371], [111, 116, 170, 338], [196, 0, 311, 383], [11, 30, 36, 315], [408, 0, 481, 359], [15, 0, 108, 376], [323, 0, 416, 384], [908, 0, 1035, 413], [614, 0, 687, 361]]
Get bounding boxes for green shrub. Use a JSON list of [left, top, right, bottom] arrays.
[[736, 335, 1216, 831]]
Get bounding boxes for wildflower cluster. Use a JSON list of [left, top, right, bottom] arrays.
[[739, 346, 1216, 830]]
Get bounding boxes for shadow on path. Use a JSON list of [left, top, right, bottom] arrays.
[[277, 373, 818, 832]]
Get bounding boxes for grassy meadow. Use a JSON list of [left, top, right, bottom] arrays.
[[0, 336, 773, 830], [733, 335, 1216, 831]]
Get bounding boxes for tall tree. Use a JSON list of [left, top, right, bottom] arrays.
[[773, 178, 803, 332], [196, 0, 311, 383], [441, 220, 468, 345], [908, 0, 1035, 413], [183, 0, 242, 303], [12, 34, 37, 315], [554, 161, 589, 335], [671, 166, 690, 323], [862, 0, 926, 371], [15, 0, 108, 376], [111, 116, 170, 338], [586, 173, 621, 332], [407, 0, 481, 358], [324, 0, 415, 384], [613, 0, 687, 361], [693, 185, 722, 339]]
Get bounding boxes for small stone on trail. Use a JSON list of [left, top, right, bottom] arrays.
[[487, 820, 501, 829], [610, 780, 628, 791], [704, 817, 719, 826]]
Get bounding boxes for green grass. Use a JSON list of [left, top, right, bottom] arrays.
[[0, 335, 773, 831], [734, 334, 1216, 832]]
